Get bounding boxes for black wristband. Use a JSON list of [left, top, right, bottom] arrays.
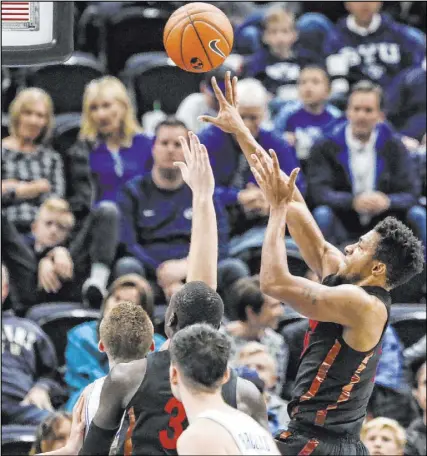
[[80, 421, 119, 455]]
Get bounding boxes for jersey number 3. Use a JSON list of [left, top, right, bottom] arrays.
[[159, 397, 187, 450]]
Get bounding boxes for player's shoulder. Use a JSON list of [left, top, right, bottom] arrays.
[[178, 421, 225, 454]]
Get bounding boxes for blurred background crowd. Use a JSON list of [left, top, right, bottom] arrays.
[[1, 1, 426, 455]]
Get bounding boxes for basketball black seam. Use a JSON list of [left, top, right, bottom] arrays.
[[188, 14, 232, 48], [192, 19, 232, 52], [187, 12, 213, 69], [180, 24, 189, 71]]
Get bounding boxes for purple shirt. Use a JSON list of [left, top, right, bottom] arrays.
[[89, 133, 153, 203]]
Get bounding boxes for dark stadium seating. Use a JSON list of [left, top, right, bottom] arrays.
[[24, 52, 105, 114], [52, 113, 82, 155], [390, 304, 427, 348], [26, 304, 100, 368], [1, 425, 37, 456], [102, 6, 169, 75], [121, 53, 203, 118]]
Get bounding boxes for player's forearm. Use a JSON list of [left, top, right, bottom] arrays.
[[286, 201, 328, 275], [260, 207, 291, 292], [186, 194, 218, 290], [234, 127, 305, 205]]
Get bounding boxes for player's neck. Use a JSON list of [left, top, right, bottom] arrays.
[[180, 388, 227, 424], [355, 275, 386, 290]]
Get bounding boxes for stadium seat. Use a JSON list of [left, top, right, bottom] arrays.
[[52, 113, 82, 155], [121, 53, 203, 118], [24, 52, 105, 114], [26, 304, 100, 367], [1, 114, 9, 139], [101, 6, 169, 75], [390, 305, 426, 348], [1, 425, 37, 456]]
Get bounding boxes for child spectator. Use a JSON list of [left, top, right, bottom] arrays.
[[66, 76, 152, 207], [274, 65, 342, 169], [29, 412, 72, 455], [361, 417, 406, 456], [2, 197, 119, 309], [324, 2, 425, 97], [237, 342, 290, 435], [2, 88, 65, 233], [243, 5, 319, 98]]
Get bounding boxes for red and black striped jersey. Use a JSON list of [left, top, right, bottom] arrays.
[[288, 275, 391, 437]]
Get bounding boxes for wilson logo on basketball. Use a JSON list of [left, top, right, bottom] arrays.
[[208, 39, 226, 58]]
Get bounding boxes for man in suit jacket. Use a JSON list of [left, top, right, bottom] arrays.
[[307, 80, 425, 256]]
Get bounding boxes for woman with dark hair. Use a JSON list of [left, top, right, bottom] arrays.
[[30, 412, 72, 455]]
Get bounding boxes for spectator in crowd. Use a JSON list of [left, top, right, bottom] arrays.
[[405, 359, 426, 456], [243, 5, 320, 98], [1, 264, 63, 425], [1, 88, 65, 233], [308, 80, 426, 254], [64, 273, 161, 411], [2, 197, 120, 308], [386, 59, 426, 142], [66, 76, 152, 207], [199, 78, 304, 264], [274, 65, 342, 170], [29, 412, 72, 455], [368, 326, 414, 427], [361, 417, 406, 456], [224, 276, 287, 396], [323, 1, 425, 96], [236, 341, 290, 435], [118, 117, 249, 304], [176, 66, 230, 134]]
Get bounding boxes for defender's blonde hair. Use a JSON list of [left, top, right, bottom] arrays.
[[8, 88, 54, 144], [79, 76, 142, 148]]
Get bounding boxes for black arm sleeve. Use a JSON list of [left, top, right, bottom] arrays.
[[79, 422, 119, 456]]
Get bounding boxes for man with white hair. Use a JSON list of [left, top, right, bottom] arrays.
[[198, 78, 304, 283]]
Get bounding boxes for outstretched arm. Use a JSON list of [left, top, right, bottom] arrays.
[[200, 73, 345, 279], [80, 360, 146, 455], [252, 151, 384, 328], [175, 132, 218, 290]]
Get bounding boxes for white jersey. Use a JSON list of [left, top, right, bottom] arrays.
[[197, 409, 280, 455], [84, 376, 106, 436]]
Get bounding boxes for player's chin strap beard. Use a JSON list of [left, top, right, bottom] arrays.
[[326, 273, 363, 287]]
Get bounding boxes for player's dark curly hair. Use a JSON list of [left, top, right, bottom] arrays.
[[170, 323, 231, 392], [169, 281, 224, 330], [373, 217, 424, 288]]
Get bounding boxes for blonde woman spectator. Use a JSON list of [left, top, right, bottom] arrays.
[[66, 76, 152, 209], [2, 88, 65, 233], [361, 417, 406, 456]]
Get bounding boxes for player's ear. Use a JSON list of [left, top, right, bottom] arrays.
[[372, 261, 386, 277], [221, 367, 231, 385], [98, 340, 105, 353], [170, 364, 179, 385]]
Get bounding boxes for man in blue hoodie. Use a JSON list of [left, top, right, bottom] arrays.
[[307, 80, 425, 255], [2, 264, 62, 425], [324, 2, 425, 97], [118, 117, 249, 304]]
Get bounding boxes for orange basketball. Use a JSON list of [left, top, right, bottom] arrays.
[[163, 2, 234, 73]]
